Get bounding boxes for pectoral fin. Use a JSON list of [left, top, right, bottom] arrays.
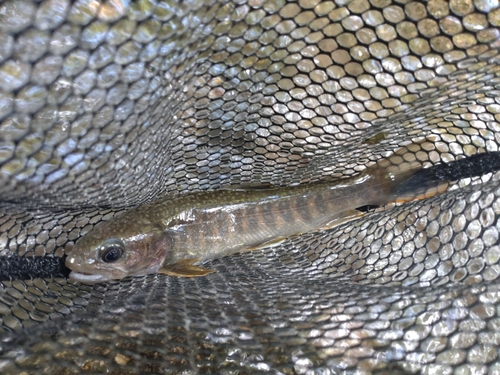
[[157, 258, 215, 277]]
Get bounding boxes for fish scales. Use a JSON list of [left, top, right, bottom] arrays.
[[65, 152, 455, 283], [66, 163, 395, 283], [165, 182, 356, 263]]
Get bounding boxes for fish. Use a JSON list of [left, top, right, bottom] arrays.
[[65, 146, 458, 284]]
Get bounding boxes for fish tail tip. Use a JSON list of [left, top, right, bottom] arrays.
[[379, 151, 500, 203]]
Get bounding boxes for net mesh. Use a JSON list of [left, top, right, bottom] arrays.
[[0, 0, 500, 373]]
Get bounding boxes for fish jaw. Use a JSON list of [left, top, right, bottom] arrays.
[[65, 255, 130, 284], [66, 265, 131, 283], [69, 271, 113, 284]]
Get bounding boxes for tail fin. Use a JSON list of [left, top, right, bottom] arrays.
[[364, 148, 500, 206]]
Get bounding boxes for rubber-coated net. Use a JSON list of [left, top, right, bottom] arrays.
[[0, 0, 500, 373]]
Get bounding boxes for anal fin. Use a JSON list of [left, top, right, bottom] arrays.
[[319, 209, 366, 231], [248, 237, 287, 251], [158, 258, 215, 277]]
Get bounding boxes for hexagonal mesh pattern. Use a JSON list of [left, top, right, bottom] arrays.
[[0, 0, 500, 373]]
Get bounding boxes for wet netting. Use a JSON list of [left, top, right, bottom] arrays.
[[0, 0, 500, 374]]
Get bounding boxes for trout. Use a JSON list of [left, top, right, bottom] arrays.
[[65, 150, 453, 284]]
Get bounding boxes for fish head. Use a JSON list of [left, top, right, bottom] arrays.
[[65, 215, 171, 283]]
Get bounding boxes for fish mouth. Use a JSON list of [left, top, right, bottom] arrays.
[[69, 271, 111, 284]]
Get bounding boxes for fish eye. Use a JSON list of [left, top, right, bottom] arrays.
[[99, 239, 125, 263]]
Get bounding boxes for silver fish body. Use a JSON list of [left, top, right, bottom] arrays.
[[65, 157, 439, 283], [151, 173, 378, 264]]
